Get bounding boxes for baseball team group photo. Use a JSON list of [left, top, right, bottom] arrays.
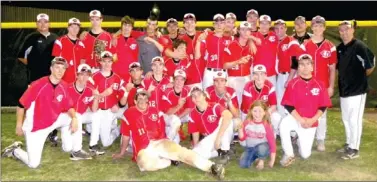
[[1, 1, 376, 181]]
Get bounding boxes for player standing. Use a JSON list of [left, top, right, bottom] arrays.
[[164, 39, 190, 78], [124, 62, 145, 108], [224, 13, 237, 36], [246, 9, 259, 32]]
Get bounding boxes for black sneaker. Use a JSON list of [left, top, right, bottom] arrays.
[[70, 150, 93, 161], [89, 145, 105, 155], [47, 130, 59, 147], [336, 143, 349, 153], [341, 149, 359, 160], [229, 143, 236, 156], [232, 135, 239, 143], [217, 149, 230, 165], [210, 163, 225, 180], [171, 160, 181, 166]]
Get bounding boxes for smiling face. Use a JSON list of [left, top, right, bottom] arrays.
[[36, 19, 50, 32], [339, 25, 354, 43], [50, 63, 67, 80], [90, 16, 102, 28], [135, 93, 149, 111], [311, 23, 326, 36]]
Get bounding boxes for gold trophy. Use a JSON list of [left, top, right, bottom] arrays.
[[93, 39, 106, 67]]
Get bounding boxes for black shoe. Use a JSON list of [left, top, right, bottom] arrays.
[[341, 149, 359, 160], [171, 160, 181, 166], [47, 130, 58, 147], [232, 135, 239, 143], [210, 163, 225, 180], [89, 145, 105, 155], [70, 150, 93, 161], [229, 143, 236, 156], [336, 143, 349, 153], [217, 149, 230, 165]]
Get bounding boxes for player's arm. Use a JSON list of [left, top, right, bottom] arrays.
[[16, 106, 25, 136], [17, 34, 35, 65], [192, 132, 200, 147], [194, 33, 207, 60], [226, 99, 240, 118], [177, 108, 192, 119], [215, 109, 232, 147], [328, 64, 336, 97], [357, 43, 376, 76], [113, 135, 130, 159], [144, 37, 164, 52]]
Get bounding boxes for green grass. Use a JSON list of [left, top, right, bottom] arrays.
[[2, 111, 377, 181]]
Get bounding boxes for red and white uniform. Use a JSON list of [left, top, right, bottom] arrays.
[[241, 80, 277, 114], [143, 75, 171, 111], [81, 31, 114, 69], [188, 103, 234, 159], [206, 86, 238, 109], [280, 77, 331, 158], [252, 31, 278, 78], [121, 106, 167, 161], [161, 35, 174, 57], [161, 86, 194, 117], [52, 36, 86, 83], [113, 35, 139, 81], [164, 57, 190, 78]]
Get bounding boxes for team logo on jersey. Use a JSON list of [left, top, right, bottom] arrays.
[[269, 36, 276, 42], [311, 88, 320, 96], [207, 115, 217, 123], [282, 44, 289, 51], [56, 94, 63, 102], [83, 96, 93, 104], [150, 114, 158, 121], [321, 50, 331, 58], [112, 83, 119, 90], [130, 44, 137, 50], [261, 95, 268, 101]]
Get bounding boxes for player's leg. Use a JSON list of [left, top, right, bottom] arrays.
[[279, 114, 298, 167], [339, 96, 352, 152], [163, 114, 181, 143], [99, 110, 120, 147], [267, 75, 277, 87], [296, 126, 316, 159], [137, 143, 171, 172], [315, 110, 327, 151], [203, 69, 215, 90], [88, 110, 105, 154], [276, 73, 288, 116], [270, 111, 282, 138]]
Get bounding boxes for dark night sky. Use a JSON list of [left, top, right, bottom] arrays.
[[2, 1, 376, 21]]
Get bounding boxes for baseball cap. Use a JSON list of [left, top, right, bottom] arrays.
[[151, 56, 164, 64], [100, 51, 113, 60], [240, 21, 252, 29], [174, 69, 187, 79], [298, 54, 313, 61], [311, 15, 326, 25], [339, 20, 355, 28], [183, 13, 196, 21], [225, 12, 237, 20], [274, 19, 286, 26], [246, 9, 259, 17], [166, 18, 178, 25], [68, 17, 81, 26], [51, 57, 68, 68], [89, 10, 102, 18], [213, 70, 227, 80], [295, 16, 306, 24], [259, 15, 272, 23], [129, 62, 142, 71], [135, 88, 150, 99], [213, 14, 225, 22], [77, 63, 91, 73], [37, 13, 49, 22], [253, 64, 267, 73]]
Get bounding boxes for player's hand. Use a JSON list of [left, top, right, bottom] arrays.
[[224, 92, 231, 103], [178, 98, 186, 107], [173, 51, 187, 60], [144, 36, 155, 44], [268, 159, 275, 168], [148, 84, 156, 93], [126, 82, 134, 92], [156, 30, 162, 38], [198, 32, 208, 42], [204, 28, 212, 33], [16, 125, 23, 136], [301, 117, 312, 128], [178, 28, 186, 35], [79, 31, 88, 40], [93, 88, 100, 99], [166, 83, 174, 88], [145, 71, 153, 79], [70, 117, 78, 133], [238, 56, 250, 64], [112, 153, 125, 160], [111, 104, 119, 113], [327, 87, 334, 97], [214, 138, 221, 150]]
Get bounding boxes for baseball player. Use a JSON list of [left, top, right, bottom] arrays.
[[164, 39, 191, 78], [252, 15, 279, 87], [118, 89, 226, 180], [162, 18, 179, 55], [287, 16, 337, 152], [337, 20, 375, 159], [246, 9, 259, 32], [52, 18, 86, 83], [279, 54, 332, 167], [241, 65, 282, 137], [1, 57, 92, 168], [124, 62, 145, 108], [223, 21, 256, 105], [224, 12, 237, 36], [90, 51, 126, 148], [80, 10, 114, 70], [188, 86, 234, 164]]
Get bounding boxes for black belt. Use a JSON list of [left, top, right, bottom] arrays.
[[206, 68, 225, 72], [280, 72, 288, 74]]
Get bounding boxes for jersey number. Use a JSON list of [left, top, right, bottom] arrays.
[[149, 101, 156, 107], [138, 128, 146, 135], [210, 55, 218, 61]]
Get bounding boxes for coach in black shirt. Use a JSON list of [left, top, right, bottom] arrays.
[[336, 20, 375, 160], [18, 13, 58, 84]]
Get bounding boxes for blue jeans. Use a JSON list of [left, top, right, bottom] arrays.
[[239, 142, 270, 168]]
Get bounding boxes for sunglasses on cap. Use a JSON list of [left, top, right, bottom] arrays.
[[183, 14, 195, 20], [167, 18, 178, 24], [79, 67, 91, 73], [54, 57, 67, 62], [298, 54, 313, 60], [101, 53, 112, 59]]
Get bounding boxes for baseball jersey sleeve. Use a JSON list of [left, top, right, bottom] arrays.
[[214, 103, 226, 117], [230, 91, 239, 108], [160, 93, 173, 113], [281, 81, 295, 107], [318, 83, 332, 108], [268, 86, 278, 106], [263, 122, 277, 153], [62, 89, 75, 112], [188, 115, 199, 134], [329, 42, 337, 65], [19, 81, 41, 109], [242, 82, 253, 109], [356, 42, 376, 69], [131, 30, 145, 39], [18, 34, 35, 59], [52, 39, 63, 57], [120, 117, 131, 136], [184, 96, 195, 110]]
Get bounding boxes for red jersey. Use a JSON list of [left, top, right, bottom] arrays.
[[188, 103, 225, 135], [282, 77, 332, 127], [222, 39, 254, 76], [126, 81, 145, 108], [142, 75, 171, 111], [277, 36, 302, 73], [67, 83, 95, 114], [201, 33, 233, 69], [113, 35, 139, 81], [92, 71, 123, 110], [19, 77, 73, 132], [161, 86, 194, 115], [164, 57, 190, 78], [206, 86, 239, 109], [81, 31, 114, 69], [121, 106, 167, 161], [52, 35, 86, 83], [241, 80, 277, 114], [253, 31, 278, 76], [302, 39, 337, 88]]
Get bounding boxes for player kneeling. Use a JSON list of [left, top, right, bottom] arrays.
[[279, 54, 331, 167], [188, 86, 234, 164], [237, 100, 276, 170], [116, 89, 226, 180], [2, 57, 91, 168]]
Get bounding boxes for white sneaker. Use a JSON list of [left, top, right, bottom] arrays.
[[2, 141, 23, 158]]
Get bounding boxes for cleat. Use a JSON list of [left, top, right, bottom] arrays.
[[47, 130, 59, 147], [89, 145, 105, 155], [341, 149, 359, 160], [336, 144, 349, 153], [2, 141, 22, 158], [316, 140, 325, 152], [171, 160, 181, 166], [217, 149, 230, 165], [211, 163, 225, 180], [70, 150, 92, 161]]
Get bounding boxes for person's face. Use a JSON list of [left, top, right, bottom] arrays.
[[274, 24, 287, 38], [339, 25, 354, 42], [253, 71, 266, 86], [151, 61, 164, 74], [214, 78, 226, 92], [184, 19, 196, 32], [99, 58, 113, 71], [191, 90, 206, 106], [90, 17, 102, 28], [247, 14, 258, 25], [50, 63, 66, 80], [122, 23, 133, 35], [36, 19, 49, 32], [147, 20, 158, 34], [251, 106, 265, 121], [298, 59, 314, 77], [213, 20, 225, 32], [294, 21, 307, 34], [130, 67, 143, 80], [311, 23, 326, 36], [76, 71, 91, 83], [173, 76, 185, 91], [135, 94, 149, 111], [239, 27, 251, 39], [225, 19, 236, 30], [259, 21, 271, 33], [67, 24, 80, 36], [167, 23, 178, 34], [174, 43, 187, 54]]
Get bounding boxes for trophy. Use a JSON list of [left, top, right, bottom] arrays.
[[94, 39, 106, 64]]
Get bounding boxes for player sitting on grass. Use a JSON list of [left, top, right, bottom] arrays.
[[116, 89, 226, 180], [279, 54, 332, 167], [237, 100, 276, 170]]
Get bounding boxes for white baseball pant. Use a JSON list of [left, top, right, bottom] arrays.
[[227, 76, 251, 106], [13, 106, 82, 168], [76, 111, 101, 147], [95, 107, 126, 147], [340, 93, 366, 150], [163, 114, 181, 144], [316, 110, 327, 141], [279, 114, 316, 159], [192, 118, 234, 159], [276, 73, 289, 116], [203, 68, 223, 90], [267, 75, 277, 87]]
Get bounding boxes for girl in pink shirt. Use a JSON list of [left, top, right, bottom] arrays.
[[237, 100, 276, 170]]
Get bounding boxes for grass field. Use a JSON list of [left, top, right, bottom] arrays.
[[1, 111, 377, 181]]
